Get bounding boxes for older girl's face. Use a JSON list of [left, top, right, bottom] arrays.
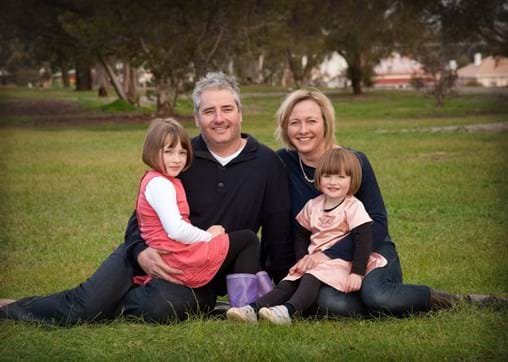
[[162, 138, 187, 177], [287, 99, 326, 160]]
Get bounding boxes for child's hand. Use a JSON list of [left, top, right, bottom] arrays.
[[289, 253, 329, 275], [207, 225, 225, 238], [344, 273, 363, 293]]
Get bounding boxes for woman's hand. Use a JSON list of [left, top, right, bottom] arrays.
[[344, 273, 363, 293], [207, 225, 225, 238], [137, 247, 184, 284], [289, 252, 330, 275]]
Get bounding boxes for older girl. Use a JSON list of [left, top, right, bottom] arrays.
[[132, 118, 261, 289]]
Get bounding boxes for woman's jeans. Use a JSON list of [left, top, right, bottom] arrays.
[[0, 244, 216, 325], [316, 242, 431, 318]]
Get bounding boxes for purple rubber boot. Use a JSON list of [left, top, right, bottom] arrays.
[[256, 271, 274, 298], [226, 274, 258, 307]]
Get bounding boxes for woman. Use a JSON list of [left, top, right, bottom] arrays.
[[274, 89, 505, 317]]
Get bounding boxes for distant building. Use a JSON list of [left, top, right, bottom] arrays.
[[457, 54, 508, 87], [372, 53, 428, 88], [315, 52, 349, 88]]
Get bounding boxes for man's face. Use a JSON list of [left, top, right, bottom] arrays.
[[194, 88, 242, 151]]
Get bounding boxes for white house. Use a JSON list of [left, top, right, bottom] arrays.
[[457, 54, 508, 87]]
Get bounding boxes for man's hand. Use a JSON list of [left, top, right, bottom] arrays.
[[344, 273, 363, 293], [289, 252, 330, 275], [137, 247, 184, 284]]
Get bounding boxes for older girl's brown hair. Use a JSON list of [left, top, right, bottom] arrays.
[[275, 88, 336, 150], [142, 118, 193, 174], [314, 148, 362, 195]]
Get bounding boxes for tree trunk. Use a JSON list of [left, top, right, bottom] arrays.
[[98, 53, 128, 102], [286, 50, 302, 88], [348, 64, 363, 95], [124, 64, 139, 105], [156, 79, 175, 116], [61, 61, 70, 88], [75, 60, 92, 91], [95, 62, 109, 97]]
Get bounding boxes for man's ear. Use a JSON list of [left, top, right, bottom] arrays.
[[193, 113, 200, 128]]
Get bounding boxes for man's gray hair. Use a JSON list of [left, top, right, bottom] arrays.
[[192, 71, 242, 113]]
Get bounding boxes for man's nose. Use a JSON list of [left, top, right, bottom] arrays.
[[214, 109, 225, 122]]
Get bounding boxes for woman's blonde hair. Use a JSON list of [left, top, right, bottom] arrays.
[[275, 88, 336, 150], [314, 148, 362, 195], [142, 118, 193, 174]]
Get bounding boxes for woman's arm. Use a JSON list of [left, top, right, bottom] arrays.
[[354, 151, 389, 247]]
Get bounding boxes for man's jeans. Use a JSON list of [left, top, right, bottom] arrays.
[[316, 242, 431, 318], [0, 244, 216, 325]]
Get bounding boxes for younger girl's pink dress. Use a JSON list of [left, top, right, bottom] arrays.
[[284, 194, 387, 292], [133, 170, 229, 288]]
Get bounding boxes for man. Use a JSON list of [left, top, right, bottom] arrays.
[[0, 72, 293, 325], [122, 72, 294, 321]]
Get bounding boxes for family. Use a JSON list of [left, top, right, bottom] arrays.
[[0, 72, 504, 325]]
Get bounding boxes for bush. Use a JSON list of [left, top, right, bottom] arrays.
[[100, 99, 138, 112]]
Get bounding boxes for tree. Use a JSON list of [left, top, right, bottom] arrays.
[[404, 0, 507, 106], [276, 1, 327, 87], [321, 0, 432, 95], [1, 0, 81, 88], [321, 0, 393, 94], [437, 0, 508, 58]]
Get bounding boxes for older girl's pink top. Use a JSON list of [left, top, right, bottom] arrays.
[[133, 170, 229, 288], [284, 194, 387, 292]]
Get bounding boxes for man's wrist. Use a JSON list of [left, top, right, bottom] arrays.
[[131, 243, 148, 268]]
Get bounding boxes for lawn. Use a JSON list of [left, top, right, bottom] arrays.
[[0, 86, 507, 361]]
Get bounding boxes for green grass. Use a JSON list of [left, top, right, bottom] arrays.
[[1, 86, 507, 360]]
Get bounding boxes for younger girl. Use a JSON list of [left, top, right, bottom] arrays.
[[133, 118, 260, 290], [227, 148, 387, 324]]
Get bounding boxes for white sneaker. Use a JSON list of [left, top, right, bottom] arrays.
[[258, 305, 291, 325], [226, 305, 258, 323]]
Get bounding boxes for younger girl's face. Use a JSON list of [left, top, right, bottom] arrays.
[[162, 138, 188, 177], [320, 173, 351, 202]]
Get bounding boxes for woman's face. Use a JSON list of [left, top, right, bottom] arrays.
[[287, 99, 326, 159]]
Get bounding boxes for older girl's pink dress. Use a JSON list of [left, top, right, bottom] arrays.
[[133, 171, 229, 288], [284, 194, 387, 292]]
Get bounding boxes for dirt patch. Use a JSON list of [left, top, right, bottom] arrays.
[[0, 98, 192, 127]]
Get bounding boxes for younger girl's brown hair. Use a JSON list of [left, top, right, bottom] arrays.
[[142, 118, 193, 174], [314, 148, 362, 195]]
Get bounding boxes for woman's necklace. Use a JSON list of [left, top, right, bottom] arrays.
[[298, 156, 315, 183]]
